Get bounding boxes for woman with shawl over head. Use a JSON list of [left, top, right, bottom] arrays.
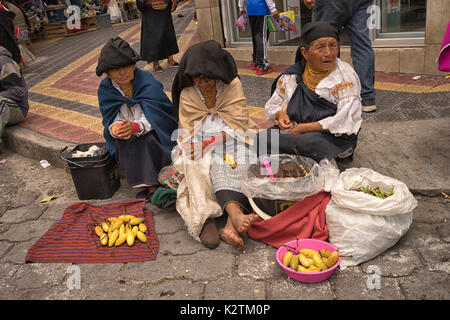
[[96, 37, 177, 202], [172, 40, 260, 251], [258, 21, 362, 163]]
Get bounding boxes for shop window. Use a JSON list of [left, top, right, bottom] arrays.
[[376, 0, 426, 38]]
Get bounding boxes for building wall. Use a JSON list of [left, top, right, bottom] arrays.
[[195, 0, 450, 75]]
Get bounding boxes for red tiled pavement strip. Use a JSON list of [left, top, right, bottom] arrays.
[[20, 113, 104, 144]]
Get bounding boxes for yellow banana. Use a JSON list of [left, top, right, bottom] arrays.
[[115, 233, 127, 246], [326, 250, 339, 268], [119, 223, 126, 237], [100, 234, 108, 246], [108, 229, 119, 247], [109, 220, 123, 233], [298, 253, 311, 268], [130, 217, 145, 226], [126, 228, 135, 246], [138, 223, 147, 233], [95, 226, 104, 237], [299, 248, 321, 260], [101, 222, 110, 233], [282, 251, 293, 267], [313, 254, 328, 271], [132, 226, 139, 236], [136, 231, 147, 243]]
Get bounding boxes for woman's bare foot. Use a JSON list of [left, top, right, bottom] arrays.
[[219, 218, 244, 251], [225, 203, 258, 234]]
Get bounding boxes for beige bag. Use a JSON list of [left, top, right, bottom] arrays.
[[175, 145, 222, 242]]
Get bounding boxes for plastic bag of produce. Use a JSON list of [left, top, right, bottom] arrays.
[[325, 168, 417, 269], [241, 154, 326, 202]]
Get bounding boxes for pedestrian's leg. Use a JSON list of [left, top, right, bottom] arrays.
[[153, 60, 163, 72], [345, 0, 376, 111], [312, 0, 348, 26], [248, 15, 258, 68], [167, 55, 179, 67]]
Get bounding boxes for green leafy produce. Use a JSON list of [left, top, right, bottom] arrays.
[[351, 185, 394, 199]]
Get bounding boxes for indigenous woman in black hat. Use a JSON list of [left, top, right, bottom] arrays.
[[97, 36, 177, 202], [259, 21, 362, 163], [171, 40, 259, 251]]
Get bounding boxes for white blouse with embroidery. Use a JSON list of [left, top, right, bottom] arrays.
[[265, 58, 363, 136]]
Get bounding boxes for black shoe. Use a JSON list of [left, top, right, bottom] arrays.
[[136, 189, 152, 203]]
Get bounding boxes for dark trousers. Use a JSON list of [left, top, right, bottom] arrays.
[[248, 15, 270, 68], [312, 0, 376, 106]]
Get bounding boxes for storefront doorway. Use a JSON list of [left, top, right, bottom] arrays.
[[220, 0, 427, 47]]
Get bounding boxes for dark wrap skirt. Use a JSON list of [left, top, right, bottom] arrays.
[[137, 0, 179, 62], [256, 62, 357, 162], [114, 130, 172, 187]]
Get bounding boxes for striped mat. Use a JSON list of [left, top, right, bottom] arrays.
[[26, 199, 159, 263]]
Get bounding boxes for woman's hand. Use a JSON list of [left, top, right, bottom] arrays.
[[112, 120, 134, 140], [275, 110, 293, 130], [288, 123, 307, 135], [171, 0, 177, 12], [288, 121, 326, 135]]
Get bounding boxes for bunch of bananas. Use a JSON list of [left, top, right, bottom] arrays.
[[282, 248, 339, 273], [94, 214, 148, 247]]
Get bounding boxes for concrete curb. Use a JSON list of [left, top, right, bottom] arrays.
[[4, 118, 449, 197]]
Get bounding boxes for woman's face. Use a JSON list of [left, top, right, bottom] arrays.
[[106, 65, 135, 87], [192, 75, 216, 91], [301, 37, 339, 72]]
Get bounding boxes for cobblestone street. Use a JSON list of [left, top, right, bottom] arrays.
[[0, 0, 449, 309]]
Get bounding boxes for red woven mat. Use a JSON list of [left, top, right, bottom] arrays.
[[26, 199, 159, 263]]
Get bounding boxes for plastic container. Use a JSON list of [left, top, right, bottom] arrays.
[[61, 143, 120, 200], [276, 239, 341, 283]]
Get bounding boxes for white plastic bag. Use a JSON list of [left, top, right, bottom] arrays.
[[241, 154, 323, 201], [326, 168, 417, 269]]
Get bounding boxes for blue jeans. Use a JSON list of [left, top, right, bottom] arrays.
[[312, 0, 376, 106]]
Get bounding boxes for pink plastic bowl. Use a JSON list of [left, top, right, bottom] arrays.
[[276, 239, 341, 283]]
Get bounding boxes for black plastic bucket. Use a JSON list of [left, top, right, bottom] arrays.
[[61, 143, 120, 200]]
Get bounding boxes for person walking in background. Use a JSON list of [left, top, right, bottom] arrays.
[[303, 0, 377, 112], [137, 0, 180, 73], [238, 0, 279, 75]]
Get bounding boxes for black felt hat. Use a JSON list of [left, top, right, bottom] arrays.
[[96, 36, 140, 76]]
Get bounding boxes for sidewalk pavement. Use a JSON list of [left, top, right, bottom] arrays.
[[0, 1, 449, 301]]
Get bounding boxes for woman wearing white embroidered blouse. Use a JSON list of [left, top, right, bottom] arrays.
[[259, 21, 362, 163]]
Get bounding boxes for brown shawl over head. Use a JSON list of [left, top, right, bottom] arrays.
[[171, 40, 239, 121], [178, 77, 259, 145]]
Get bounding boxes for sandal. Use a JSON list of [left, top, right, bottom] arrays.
[[168, 62, 180, 67], [154, 66, 163, 73]]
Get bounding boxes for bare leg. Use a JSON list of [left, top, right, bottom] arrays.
[[225, 202, 258, 234]]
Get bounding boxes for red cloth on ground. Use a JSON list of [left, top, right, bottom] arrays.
[[26, 199, 159, 263], [247, 191, 330, 248]]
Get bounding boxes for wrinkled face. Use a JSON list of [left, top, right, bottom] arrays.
[[106, 65, 135, 87], [192, 74, 216, 91], [301, 37, 339, 72]]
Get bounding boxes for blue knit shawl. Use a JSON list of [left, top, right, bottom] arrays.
[[98, 68, 177, 155]]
